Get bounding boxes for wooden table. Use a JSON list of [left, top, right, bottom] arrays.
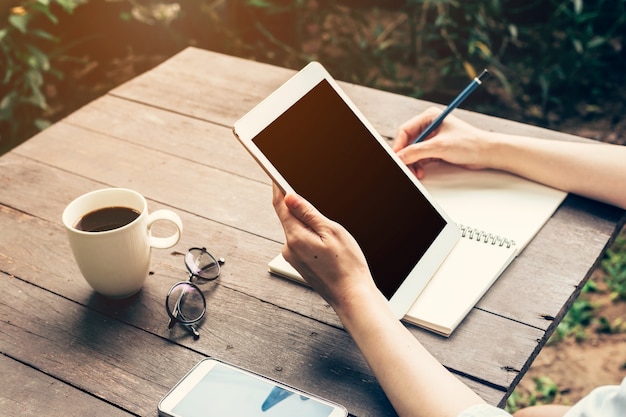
[[1, 47, 623, 417]]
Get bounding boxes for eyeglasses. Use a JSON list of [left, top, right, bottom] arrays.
[[166, 247, 225, 339]]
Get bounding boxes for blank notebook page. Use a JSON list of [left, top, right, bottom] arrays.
[[405, 161, 567, 335]]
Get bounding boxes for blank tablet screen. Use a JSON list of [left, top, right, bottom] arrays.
[[252, 79, 446, 299]]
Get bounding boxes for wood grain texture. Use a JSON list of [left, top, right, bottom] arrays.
[[1, 47, 623, 416], [0, 154, 515, 399], [0, 355, 134, 417]]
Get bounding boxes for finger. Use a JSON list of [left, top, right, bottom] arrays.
[[272, 185, 324, 246], [396, 138, 444, 167], [272, 184, 304, 237], [283, 193, 329, 237], [271, 183, 289, 221], [393, 107, 443, 151], [272, 182, 284, 203], [392, 128, 411, 152], [405, 161, 424, 179], [415, 163, 425, 179]]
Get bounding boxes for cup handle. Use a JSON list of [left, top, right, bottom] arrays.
[[146, 210, 183, 249]]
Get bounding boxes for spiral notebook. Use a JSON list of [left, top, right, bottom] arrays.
[[268, 161, 567, 336]]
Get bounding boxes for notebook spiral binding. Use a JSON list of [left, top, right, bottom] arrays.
[[459, 224, 516, 248]]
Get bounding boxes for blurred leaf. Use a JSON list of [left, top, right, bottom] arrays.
[[0, 91, 18, 120], [2, 63, 14, 84], [581, 279, 598, 293], [8, 14, 30, 33], [573, 0, 583, 15], [587, 36, 606, 49], [534, 376, 558, 401], [469, 40, 492, 58], [30, 2, 59, 24], [26, 45, 51, 71], [462, 61, 476, 79], [34, 118, 51, 130], [30, 29, 59, 42], [573, 38, 584, 53], [246, 0, 273, 8], [24, 69, 47, 109], [56, 0, 85, 13], [597, 316, 626, 334]]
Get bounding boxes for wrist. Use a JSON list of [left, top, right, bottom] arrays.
[[479, 130, 511, 171], [333, 281, 395, 332]]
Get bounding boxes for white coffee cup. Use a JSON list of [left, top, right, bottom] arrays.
[[62, 188, 183, 298]]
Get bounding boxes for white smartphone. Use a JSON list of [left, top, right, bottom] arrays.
[[158, 358, 348, 417], [232, 61, 459, 318]]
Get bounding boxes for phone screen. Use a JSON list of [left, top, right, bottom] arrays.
[[252, 78, 447, 300], [167, 362, 339, 417]]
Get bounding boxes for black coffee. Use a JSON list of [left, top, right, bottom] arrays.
[[74, 206, 141, 232]]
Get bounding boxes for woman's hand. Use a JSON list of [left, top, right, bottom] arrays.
[[271, 184, 377, 311], [393, 107, 493, 178], [271, 185, 487, 417]]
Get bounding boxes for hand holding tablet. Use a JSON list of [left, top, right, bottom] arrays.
[[233, 62, 459, 318]]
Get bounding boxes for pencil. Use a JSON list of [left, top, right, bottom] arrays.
[[412, 69, 489, 144]]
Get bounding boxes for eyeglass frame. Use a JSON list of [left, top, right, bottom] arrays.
[[165, 247, 225, 339]]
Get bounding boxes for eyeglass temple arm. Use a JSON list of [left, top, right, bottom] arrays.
[[183, 323, 200, 339], [168, 307, 201, 339], [167, 286, 197, 333], [199, 257, 225, 272]]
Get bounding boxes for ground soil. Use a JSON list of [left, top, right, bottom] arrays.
[[513, 264, 626, 409]]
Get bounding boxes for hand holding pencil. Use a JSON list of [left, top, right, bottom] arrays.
[[392, 70, 490, 179], [393, 116, 495, 181], [414, 69, 489, 144]]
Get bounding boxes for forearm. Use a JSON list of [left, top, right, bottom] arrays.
[[334, 285, 485, 417], [483, 133, 626, 210]]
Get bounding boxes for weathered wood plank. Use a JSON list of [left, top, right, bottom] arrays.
[[13, 121, 283, 243], [110, 48, 293, 128], [15, 95, 625, 336], [0, 354, 134, 417], [110, 47, 595, 145], [0, 154, 526, 404], [1, 256, 396, 416], [63, 95, 267, 184], [0, 272, 204, 417]]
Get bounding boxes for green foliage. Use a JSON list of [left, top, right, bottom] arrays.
[[550, 297, 596, 343], [506, 376, 561, 413], [596, 316, 626, 334], [392, 0, 626, 120], [2, 0, 625, 154], [220, 0, 626, 122], [601, 235, 626, 301], [0, 0, 86, 151], [548, 233, 626, 344], [499, 0, 626, 121]]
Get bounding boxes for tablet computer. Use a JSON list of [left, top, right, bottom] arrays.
[[232, 61, 459, 318]]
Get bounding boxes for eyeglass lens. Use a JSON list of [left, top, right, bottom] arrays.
[[166, 247, 224, 340], [166, 282, 206, 325], [185, 247, 224, 281]]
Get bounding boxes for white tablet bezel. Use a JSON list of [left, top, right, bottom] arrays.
[[232, 61, 459, 318], [158, 358, 347, 417]]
